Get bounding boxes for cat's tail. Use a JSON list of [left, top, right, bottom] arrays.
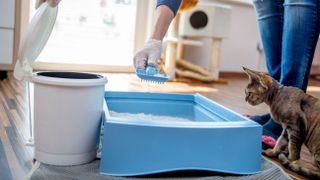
[[278, 152, 320, 179]]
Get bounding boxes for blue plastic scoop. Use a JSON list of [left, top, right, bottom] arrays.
[[136, 66, 169, 83]]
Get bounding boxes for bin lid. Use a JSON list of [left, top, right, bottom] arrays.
[[13, 2, 58, 81]]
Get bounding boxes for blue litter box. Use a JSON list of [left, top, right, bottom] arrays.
[[100, 92, 262, 176]]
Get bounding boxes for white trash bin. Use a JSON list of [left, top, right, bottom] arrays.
[[32, 71, 107, 165], [12, 3, 108, 165]]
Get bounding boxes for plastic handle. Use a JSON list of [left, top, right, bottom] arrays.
[[146, 66, 157, 76]]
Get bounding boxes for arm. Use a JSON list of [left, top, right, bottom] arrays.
[[152, 0, 182, 40], [151, 5, 175, 40], [133, 0, 182, 69], [36, 0, 60, 8]]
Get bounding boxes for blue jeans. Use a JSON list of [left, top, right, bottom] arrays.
[[253, 0, 320, 91], [253, 0, 320, 137]]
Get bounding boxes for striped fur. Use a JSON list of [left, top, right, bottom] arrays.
[[278, 152, 320, 180], [243, 67, 320, 179]]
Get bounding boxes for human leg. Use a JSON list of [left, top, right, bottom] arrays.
[[251, 0, 284, 128], [263, 0, 320, 146], [281, 0, 320, 91], [253, 0, 284, 80]]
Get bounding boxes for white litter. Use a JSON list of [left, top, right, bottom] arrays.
[[109, 111, 192, 122]]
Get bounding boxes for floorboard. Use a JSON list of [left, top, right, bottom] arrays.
[[1, 72, 320, 180]]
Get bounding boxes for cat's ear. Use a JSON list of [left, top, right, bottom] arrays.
[[242, 67, 260, 82], [243, 67, 272, 89], [259, 73, 273, 89]]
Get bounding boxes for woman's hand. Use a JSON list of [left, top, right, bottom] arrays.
[[36, 0, 61, 9], [133, 5, 174, 70], [133, 39, 162, 70]]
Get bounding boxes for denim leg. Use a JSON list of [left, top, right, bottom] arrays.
[[253, 0, 284, 81], [253, 1, 285, 139], [281, 0, 320, 91]]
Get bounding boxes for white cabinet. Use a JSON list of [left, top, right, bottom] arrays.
[[0, 0, 15, 28], [0, 29, 14, 65], [183, 0, 267, 73]]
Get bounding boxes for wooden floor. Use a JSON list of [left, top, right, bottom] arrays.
[[1, 72, 320, 180]]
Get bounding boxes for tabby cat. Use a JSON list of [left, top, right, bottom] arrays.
[[243, 67, 320, 179]]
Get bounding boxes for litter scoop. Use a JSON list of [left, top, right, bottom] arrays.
[[136, 66, 169, 83], [136, 66, 169, 84]]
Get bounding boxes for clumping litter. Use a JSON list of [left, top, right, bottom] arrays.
[[109, 111, 192, 122]]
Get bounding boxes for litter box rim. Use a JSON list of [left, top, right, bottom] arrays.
[[103, 91, 261, 128]]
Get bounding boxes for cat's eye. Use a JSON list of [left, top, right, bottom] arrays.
[[245, 90, 252, 96], [245, 89, 250, 94]]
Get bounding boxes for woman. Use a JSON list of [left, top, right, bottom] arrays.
[[36, 0, 60, 8], [250, 0, 320, 149]]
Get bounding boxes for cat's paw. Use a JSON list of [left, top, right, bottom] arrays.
[[263, 148, 279, 157], [290, 161, 304, 174], [288, 153, 300, 162]]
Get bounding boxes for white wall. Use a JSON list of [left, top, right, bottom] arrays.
[[0, 0, 15, 66], [0, 0, 15, 28], [0, 29, 14, 64], [311, 39, 320, 75], [182, 0, 267, 73]]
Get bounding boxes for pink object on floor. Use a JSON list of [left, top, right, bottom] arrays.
[[262, 135, 276, 148], [242, 113, 254, 117], [242, 114, 276, 148]]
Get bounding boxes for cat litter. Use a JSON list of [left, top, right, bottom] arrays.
[[109, 111, 192, 122]]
